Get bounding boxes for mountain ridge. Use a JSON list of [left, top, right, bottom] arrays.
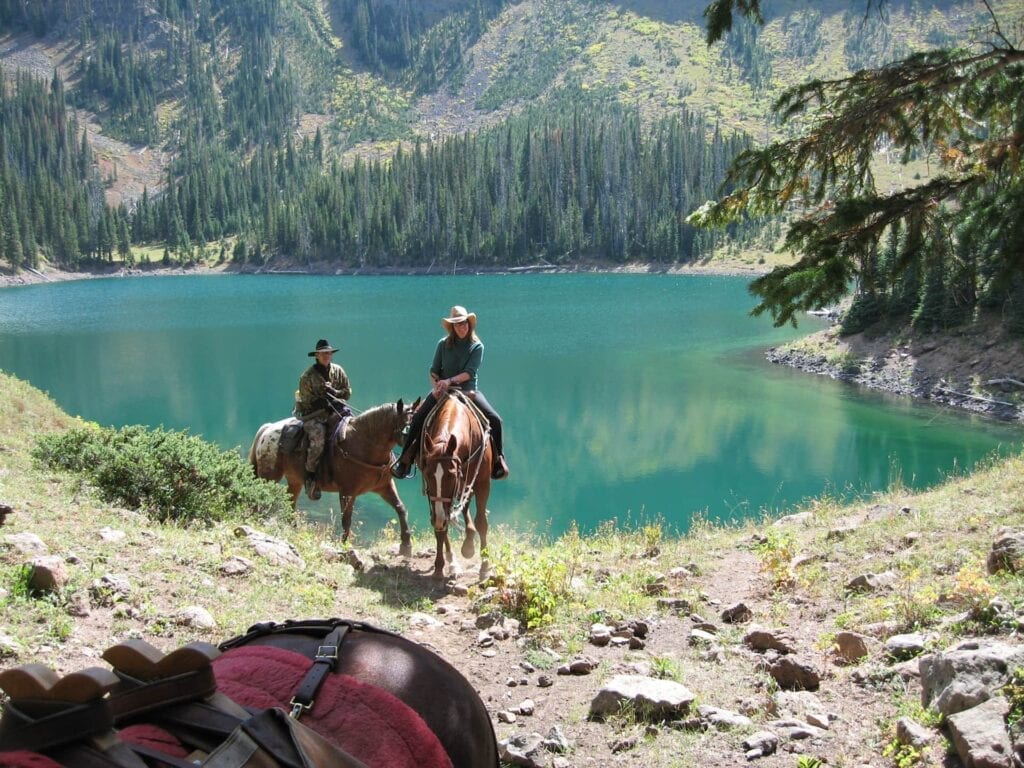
[[1, 0, 996, 209]]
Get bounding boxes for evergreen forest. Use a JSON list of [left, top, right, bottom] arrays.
[[0, 68, 757, 269]]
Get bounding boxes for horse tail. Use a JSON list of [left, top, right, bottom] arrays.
[[248, 423, 268, 477]]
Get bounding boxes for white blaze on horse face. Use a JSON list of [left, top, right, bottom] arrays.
[[432, 463, 447, 530]]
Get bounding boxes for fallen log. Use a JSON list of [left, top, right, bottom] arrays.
[[934, 386, 1015, 407], [984, 377, 1024, 389]]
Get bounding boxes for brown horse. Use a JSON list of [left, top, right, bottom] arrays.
[[249, 400, 418, 556], [418, 392, 491, 581]]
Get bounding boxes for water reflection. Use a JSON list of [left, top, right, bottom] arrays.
[[0, 274, 1018, 538]]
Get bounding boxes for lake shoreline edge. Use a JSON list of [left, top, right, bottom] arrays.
[[0, 257, 769, 288]]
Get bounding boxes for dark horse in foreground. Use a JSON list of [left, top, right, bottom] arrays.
[[0, 618, 498, 768], [418, 392, 492, 581], [217, 619, 499, 768], [249, 400, 418, 556]]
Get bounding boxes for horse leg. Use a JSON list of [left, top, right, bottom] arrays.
[[377, 481, 412, 558], [474, 483, 491, 581], [432, 529, 447, 580], [340, 495, 355, 543], [460, 502, 477, 560], [286, 477, 302, 516], [446, 529, 462, 578]]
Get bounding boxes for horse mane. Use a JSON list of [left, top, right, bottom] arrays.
[[351, 402, 396, 430], [342, 402, 397, 452]]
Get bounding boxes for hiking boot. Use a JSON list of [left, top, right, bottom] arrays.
[[491, 455, 510, 480], [391, 458, 413, 479], [304, 472, 321, 500]]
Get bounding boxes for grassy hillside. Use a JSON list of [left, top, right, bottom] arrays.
[[2, 367, 1024, 764]]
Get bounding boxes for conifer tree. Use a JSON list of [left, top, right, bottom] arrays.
[[692, 0, 1024, 329]]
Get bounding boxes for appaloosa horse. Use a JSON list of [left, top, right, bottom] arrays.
[[248, 400, 418, 556], [418, 392, 492, 581]]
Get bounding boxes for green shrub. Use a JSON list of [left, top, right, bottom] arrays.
[[485, 530, 584, 630], [755, 528, 797, 589], [33, 424, 291, 524], [882, 740, 924, 767]]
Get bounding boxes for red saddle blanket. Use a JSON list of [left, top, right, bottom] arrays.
[[211, 645, 452, 768]]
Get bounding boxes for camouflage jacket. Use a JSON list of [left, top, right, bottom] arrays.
[[296, 362, 351, 420]]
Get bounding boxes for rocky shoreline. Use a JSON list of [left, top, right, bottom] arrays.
[[767, 340, 1024, 424], [0, 256, 770, 288]]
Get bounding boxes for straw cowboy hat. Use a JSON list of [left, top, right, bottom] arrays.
[[308, 339, 339, 357], [441, 306, 477, 331]]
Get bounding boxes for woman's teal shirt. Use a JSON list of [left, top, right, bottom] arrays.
[[431, 337, 483, 391]]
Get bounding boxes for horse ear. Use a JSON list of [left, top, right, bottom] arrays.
[[397, 398, 404, 414], [412, 396, 422, 412], [446, 434, 458, 454]]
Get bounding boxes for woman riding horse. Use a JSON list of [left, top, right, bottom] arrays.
[[392, 306, 509, 480]]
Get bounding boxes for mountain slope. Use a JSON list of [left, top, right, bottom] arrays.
[[1, 0, 1001, 206]]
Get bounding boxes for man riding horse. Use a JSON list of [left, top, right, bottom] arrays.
[[295, 338, 352, 500]]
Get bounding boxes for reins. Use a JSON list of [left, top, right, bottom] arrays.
[[328, 403, 402, 484], [336, 445, 395, 482]]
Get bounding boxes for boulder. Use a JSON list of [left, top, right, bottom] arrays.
[[766, 655, 821, 691], [846, 570, 898, 592], [833, 630, 873, 664], [920, 641, 1024, 716], [885, 633, 929, 661], [3, 532, 47, 555], [589, 675, 695, 721], [946, 697, 1013, 768], [896, 717, 933, 749], [743, 626, 797, 654], [987, 530, 1024, 574], [27, 555, 69, 594], [720, 602, 752, 623], [233, 525, 304, 568]]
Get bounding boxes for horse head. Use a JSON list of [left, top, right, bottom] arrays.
[[422, 432, 461, 531], [395, 397, 421, 446]]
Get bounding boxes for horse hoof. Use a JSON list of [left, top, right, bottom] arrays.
[[399, 541, 412, 558], [478, 564, 491, 583], [461, 539, 476, 559]]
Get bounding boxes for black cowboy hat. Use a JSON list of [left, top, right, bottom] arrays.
[[308, 339, 339, 357]]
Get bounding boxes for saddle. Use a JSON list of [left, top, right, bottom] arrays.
[[281, 412, 350, 458], [0, 641, 366, 768], [422, 391, 490, 447], [279, 419, 305, 454]]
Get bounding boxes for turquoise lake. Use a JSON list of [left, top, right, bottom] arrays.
[[0, 273, 1018, 540]]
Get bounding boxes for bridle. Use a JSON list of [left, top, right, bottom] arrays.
[[421, 400, 490, 528]]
